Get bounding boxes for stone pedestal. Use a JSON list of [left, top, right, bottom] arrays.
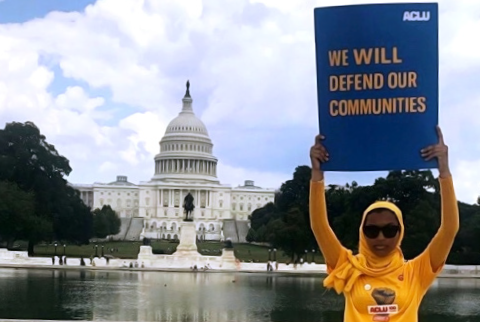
[[220, 248, 238, 269], [173, 221, 200, 255], [138, 245, 154, 260], [221, 248, 236, 261]]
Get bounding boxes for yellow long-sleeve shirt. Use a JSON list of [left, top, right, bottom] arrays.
[[309, 175, 459, 322]]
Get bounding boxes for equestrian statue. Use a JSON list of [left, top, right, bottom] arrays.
[[183, 192, 195, 222]]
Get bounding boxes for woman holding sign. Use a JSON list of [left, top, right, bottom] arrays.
[[309, 126, 459, 322]]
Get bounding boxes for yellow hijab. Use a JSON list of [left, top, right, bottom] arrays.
[[323, 201, 405, 294]]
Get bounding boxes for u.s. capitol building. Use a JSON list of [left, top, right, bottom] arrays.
[[72, 82, 276, 243]]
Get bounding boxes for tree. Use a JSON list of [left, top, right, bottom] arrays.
[[273, 208, 311, 262], [247, 166, 316, 255], [250, 202, 277, 231], [53, 185, 94, 245], [0, 121, 93, 254], [276, 165, 311, 215], [248, 166, 480, 265], [0, 181, 36, 248], [246, 228, 257, 242], [93, 205, 121, 238]]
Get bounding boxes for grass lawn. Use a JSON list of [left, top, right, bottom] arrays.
[[8, 240, 324, 264]]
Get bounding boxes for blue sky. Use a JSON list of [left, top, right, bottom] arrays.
[[0, 0, 479, 204], [0, 0, 95, 23]]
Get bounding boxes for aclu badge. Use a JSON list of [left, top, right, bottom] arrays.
[[368, 304, 399, 315]]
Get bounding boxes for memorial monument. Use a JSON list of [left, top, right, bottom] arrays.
[[72, 80, 276, 245]]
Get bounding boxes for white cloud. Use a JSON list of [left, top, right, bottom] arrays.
[[217, 161, 288, 190], [116, 111, 168, 167], [55, 86, 105, 114], [453, 160, 480, 204], [0, 0, 478, 204], [99, 161, 118, 173]]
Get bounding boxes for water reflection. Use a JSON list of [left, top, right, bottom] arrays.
[[0, 269, 479, 322]]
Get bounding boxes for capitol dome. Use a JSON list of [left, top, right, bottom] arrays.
[[165, 108, 209, 137], [152, 81, 219, 183]]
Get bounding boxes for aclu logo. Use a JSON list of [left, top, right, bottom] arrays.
[[403, 11, 430, 21]]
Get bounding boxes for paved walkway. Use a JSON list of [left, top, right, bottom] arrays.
[[1, 248, 479, 277]]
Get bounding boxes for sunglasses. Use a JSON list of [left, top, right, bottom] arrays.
[[363, 225, 400, 239]]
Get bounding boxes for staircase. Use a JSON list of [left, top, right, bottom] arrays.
[[222, 220, 239, 243], [236, 220, 250, 243], [110, 217, 144, 241], [125, 218, 144, 241], [222, 220, 250, 243], [110, 218, 131, 241]]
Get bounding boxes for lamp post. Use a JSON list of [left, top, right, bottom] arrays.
[[54, 243, 58, 256], [95, 245, 98, 257], [273, 248, 277, 262], [101, 245, 104, 257], [268, 249, 272, 261], [312, 249, 315, 263], [63, 244, 66, 256]]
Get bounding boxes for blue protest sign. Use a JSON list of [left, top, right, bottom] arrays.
[[313, 3, 439, 172]]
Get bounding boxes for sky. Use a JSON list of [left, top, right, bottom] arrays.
[[0, 0, 478, 204]]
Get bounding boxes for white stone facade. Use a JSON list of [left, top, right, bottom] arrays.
[[72, 82, 276, 241]]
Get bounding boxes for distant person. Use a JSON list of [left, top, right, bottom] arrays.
[[309, 126, 459, 321]]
